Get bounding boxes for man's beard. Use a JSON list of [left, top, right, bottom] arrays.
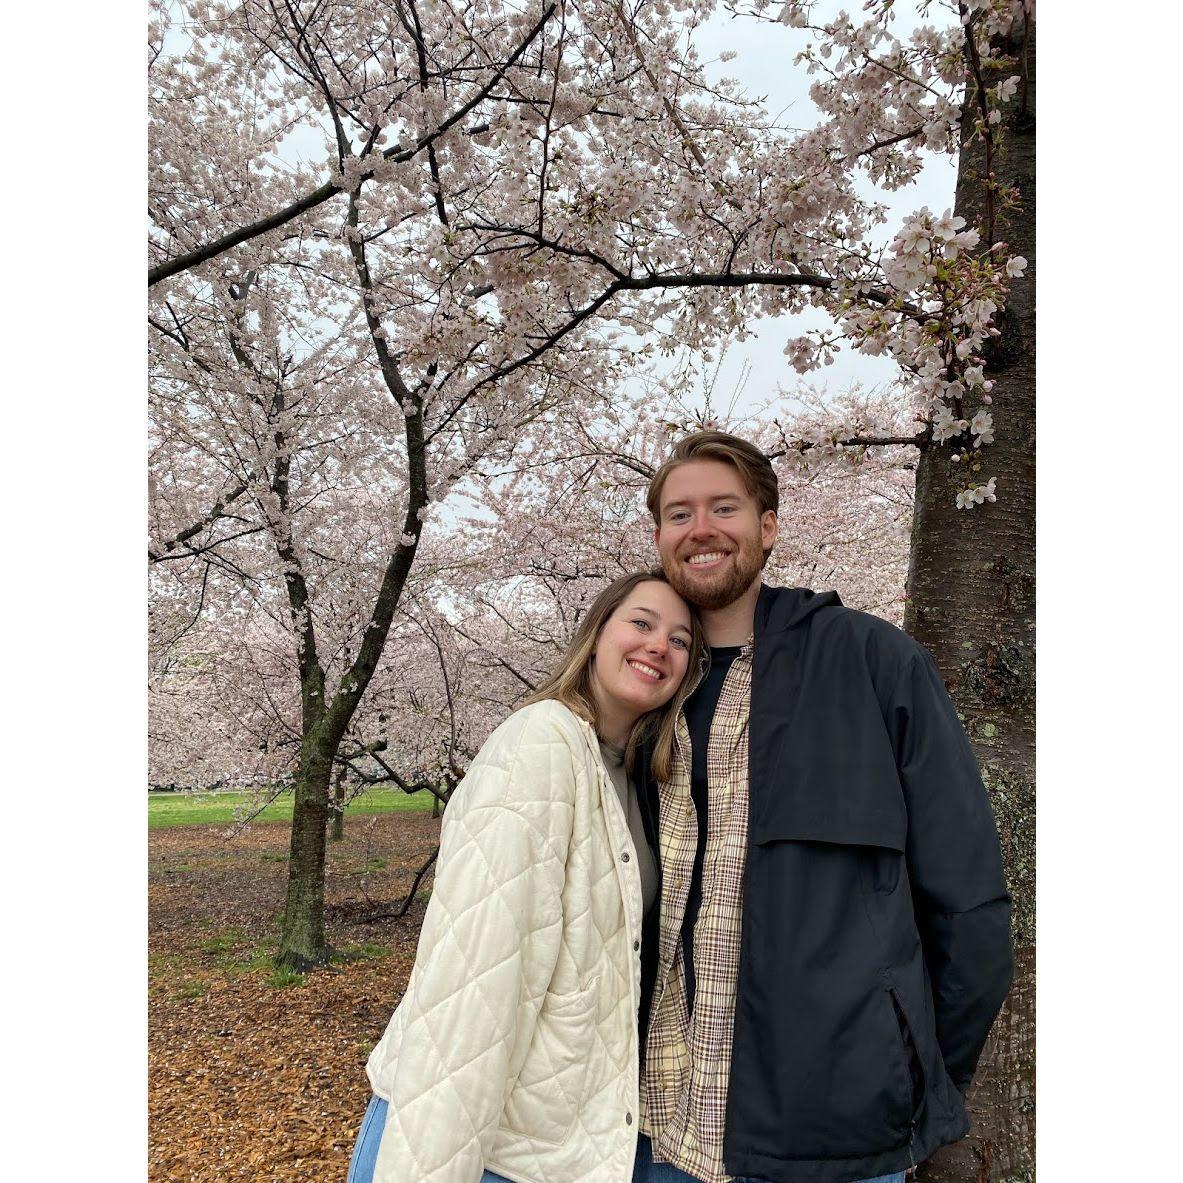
[[663, 539, 764, 611]]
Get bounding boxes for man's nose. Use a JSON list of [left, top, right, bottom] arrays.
[[688, 513, 715, 537]]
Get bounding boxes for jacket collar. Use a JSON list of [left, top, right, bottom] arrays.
[[754, 582, 843, 639]]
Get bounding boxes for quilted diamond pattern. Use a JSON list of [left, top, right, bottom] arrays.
[[366, 700, 644, 1183]]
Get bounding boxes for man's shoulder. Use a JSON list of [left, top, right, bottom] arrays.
[[762, 584, 925, 674]]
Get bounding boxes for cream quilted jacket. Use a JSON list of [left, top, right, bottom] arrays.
[[366, 699, 645, 1183]]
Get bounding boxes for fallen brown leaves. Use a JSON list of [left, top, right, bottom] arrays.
[[149, 812, 441, 1182]]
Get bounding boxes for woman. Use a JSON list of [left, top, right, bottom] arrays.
[[348, 570, 705, 1183]]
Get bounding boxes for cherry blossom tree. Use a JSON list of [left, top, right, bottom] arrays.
[[150, 384, 916, 833], [150, 19, 1035, 1165], [147, 0, 931, 971]]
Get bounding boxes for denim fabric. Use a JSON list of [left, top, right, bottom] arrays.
[[345, 1094, 514, 1183], [631, 1134, 905, 1183], [346, 1094, 386, 1183]]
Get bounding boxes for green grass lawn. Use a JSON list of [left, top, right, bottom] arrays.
[[148, 787, 437, 828]]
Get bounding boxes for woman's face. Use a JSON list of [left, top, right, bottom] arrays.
[[589, 581, 694, 731]]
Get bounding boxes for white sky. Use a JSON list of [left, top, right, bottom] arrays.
[[681, 2, 959, 420], [159, 2, 957, 425]]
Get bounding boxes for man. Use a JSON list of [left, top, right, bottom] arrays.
[[634, 432, 1013, 1183]]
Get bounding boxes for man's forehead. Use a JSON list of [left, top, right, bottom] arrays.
[[661, 460, 751, 504]]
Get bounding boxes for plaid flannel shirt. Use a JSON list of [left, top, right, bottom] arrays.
[[640, 640, 753, 1183]]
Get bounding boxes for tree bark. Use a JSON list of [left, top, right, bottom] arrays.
[[906, 14, 1035, 1183], [278, 735, 334, 970], [329, 764, 346, 843]]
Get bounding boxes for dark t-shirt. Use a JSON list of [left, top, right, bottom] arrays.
[[679, 644, 742, 1014]]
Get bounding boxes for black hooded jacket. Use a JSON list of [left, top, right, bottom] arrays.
[[638, 584, 1013, 1183]]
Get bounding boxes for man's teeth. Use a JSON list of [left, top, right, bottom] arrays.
[[688, 552, 726, 565], [628, 660, 663, 680]]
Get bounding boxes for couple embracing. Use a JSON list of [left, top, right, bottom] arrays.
[[347, 432, 1014, 1183]]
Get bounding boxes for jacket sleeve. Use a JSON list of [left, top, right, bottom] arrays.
[[372, 721, 572, 1182], [886, 645, 1014, 1092]]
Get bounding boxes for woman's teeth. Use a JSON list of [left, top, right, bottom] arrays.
[[627, 660, 662, 680]]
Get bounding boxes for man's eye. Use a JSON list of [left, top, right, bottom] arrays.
[[716, 505, 736, 515]]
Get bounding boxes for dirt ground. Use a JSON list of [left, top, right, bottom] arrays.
[[148, 812, 442, 1182]]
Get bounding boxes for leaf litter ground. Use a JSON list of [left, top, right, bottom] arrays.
[[149, 811, 442, 1182]]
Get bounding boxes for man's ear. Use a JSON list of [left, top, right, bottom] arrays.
[[653, 525, 662, 550], [761, 510, 778, 551]]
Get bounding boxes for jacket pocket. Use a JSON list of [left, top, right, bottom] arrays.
[[733, 812, 919, 1157], [888, 984, 927, 1129], [501, 979, 599, 1146]]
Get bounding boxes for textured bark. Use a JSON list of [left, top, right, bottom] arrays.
[[329, 765, 346, 843], [278, 736, 334, 970], [906, 16, 1035, 1183]]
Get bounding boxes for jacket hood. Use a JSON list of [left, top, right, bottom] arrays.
[[754, 583, 842, 636]]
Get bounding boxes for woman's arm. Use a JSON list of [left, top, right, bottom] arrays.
[[372, 709, 577, 1183]]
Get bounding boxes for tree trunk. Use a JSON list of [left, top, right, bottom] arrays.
[[905, 15, 1035, 1183], [329, 764, 346, 842], [278, 736, 334, 969]]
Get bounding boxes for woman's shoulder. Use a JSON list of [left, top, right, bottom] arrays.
[[487, 698, 592, 749], [460, 699, 596, 810]]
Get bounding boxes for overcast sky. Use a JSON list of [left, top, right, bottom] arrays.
[[677, 2, 958, 422], [166, 2, 960, 425]]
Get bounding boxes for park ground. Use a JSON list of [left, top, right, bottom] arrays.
[[148, 791, 439, 1182]]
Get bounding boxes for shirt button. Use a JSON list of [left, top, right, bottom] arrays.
[[626, 1111, 633, 1125], [621, 851, 630, 862], [633, 940, 640, 951]]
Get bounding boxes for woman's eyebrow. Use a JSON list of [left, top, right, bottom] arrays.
[[633, 605, 693, 636]]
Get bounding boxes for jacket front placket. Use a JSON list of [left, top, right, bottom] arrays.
[[579, 720, 645, 1018]]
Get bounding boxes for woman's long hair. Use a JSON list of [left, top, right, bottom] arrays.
[[522, 569, 706, 781]]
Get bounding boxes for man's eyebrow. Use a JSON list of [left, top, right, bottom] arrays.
[[663, 494, 743, 510], [633, 606, 693, 635]]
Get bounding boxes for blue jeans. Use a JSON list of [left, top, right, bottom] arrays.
[[346, 1094, 514, 1183], [633, 1133, 906, 1183], [348, 1098, 906, 1183]]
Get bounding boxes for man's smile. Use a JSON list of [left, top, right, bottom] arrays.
[[685, 551, 729, 568]]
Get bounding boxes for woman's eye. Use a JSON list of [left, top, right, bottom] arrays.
[[632, 618, 650, 630], [671, 637, 688, 650]]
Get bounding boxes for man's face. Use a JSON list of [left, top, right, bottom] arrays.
[[654, 459, 778, 611]]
